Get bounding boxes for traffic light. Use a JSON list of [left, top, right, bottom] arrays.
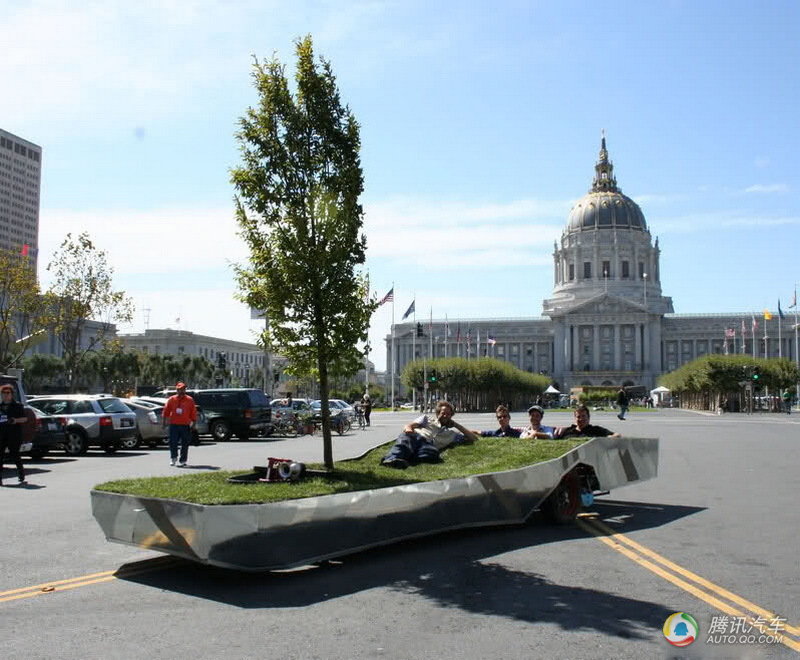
[[428, 371, 437, 383], [752, 367, 760, 382], [416, 323, 423, 338]]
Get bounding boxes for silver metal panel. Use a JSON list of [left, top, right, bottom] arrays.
[[92, 436, 658, 571]]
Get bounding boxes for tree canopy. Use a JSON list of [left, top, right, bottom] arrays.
[[231, 36, 375, 468]]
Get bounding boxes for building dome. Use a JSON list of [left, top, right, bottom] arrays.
[[565, 136, 648, 234]]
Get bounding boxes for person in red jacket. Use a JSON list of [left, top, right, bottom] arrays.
[[162, 382, 197, 467]]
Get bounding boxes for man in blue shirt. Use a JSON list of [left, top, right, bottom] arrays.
[[475, 405, 522, 437], [520, 405, 556, 439]]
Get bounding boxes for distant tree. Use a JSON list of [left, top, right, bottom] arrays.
[[231, 36, 375, 469], [84, 341, 139, 395], [0, 249, 53, 371], [46, 233, 134, 391], [21, 354, 65, 393]]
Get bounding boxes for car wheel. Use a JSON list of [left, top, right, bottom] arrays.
[[63, 429, 89, 456], [540, 469, 582, 524], [121, 434, 141, 450], [210, 419, 232, 442], [29, 447, 49, 459]]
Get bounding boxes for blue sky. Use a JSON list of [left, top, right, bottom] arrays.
[[3, 0, 799, 370]]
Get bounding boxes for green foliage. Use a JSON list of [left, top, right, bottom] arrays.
[[137, 353, 216, 390], [45, 232, 134, 391], [578, 388, 617, 404], [0, 249, 53, 371], [231, 36, 375, 468], [401, 357, 549, 410], [94, 437, 586, 505], [21, 354, 65, 392], [659, 354, 798, 393]]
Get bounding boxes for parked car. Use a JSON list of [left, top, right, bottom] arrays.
[[27, 394, 137, 455], [120, 398, 165, 449], [130, 397, 208, 445], [153, 389, 271, 442], [19, 406, 68, 459], [310, 399, 355, 420]]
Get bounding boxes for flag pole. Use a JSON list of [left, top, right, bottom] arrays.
[[411, 295, 416, 411], [390, 282, 395, 411], [778, 301, 783, 359]]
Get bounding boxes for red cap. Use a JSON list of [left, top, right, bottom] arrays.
[[176, 382, 187, 389]]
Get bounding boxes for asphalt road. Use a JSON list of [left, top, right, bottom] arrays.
[[1, 408, 798, 659]]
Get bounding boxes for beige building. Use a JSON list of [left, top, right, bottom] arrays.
[[0, 128, 41, 272], [386, 138, 796, 396], [118, 328, 266, 389]]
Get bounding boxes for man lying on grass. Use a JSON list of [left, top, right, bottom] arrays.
[[381, 400, 478, 469]]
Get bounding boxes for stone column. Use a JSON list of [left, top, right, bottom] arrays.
[[593, 325, 600, 371]]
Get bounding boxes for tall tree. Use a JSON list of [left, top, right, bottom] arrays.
[[231, 36, 375, 469], [46, 232, 134, 391], [0, 248, 53, 371]]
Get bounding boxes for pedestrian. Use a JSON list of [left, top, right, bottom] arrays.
[[162, 382, 197, 467], [616, 388, 629, 420], [0, 384, 28, 485], [362, 394, 372, 427]]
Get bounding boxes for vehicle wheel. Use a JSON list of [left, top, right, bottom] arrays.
[[540, 469, 582, 524], [210, 419, 232, 442], [103, 444, 118, 454], [120, 434, 141, 450], [63, 429, 89, 456], [29, 447, 49, 459]]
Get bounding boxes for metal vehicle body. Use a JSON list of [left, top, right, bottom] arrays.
[[92, 435, 659, 571], [27, 394, 137, 455], [120, 398, 165, 449], [20, 406, 68, 459]]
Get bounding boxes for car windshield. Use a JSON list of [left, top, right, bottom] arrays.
[[97, 398, 133, 413], [248, 390, 269, 406]]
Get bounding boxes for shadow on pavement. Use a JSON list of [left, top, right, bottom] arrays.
[[116, 499, 704, 639]]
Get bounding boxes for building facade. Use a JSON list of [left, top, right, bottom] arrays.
[[118, 328, 266, 388], [0, 128, 41, 272], [386, 138, 796, 396]]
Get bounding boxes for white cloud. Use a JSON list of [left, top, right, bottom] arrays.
[[653, 211, 800, 233], [743, 183, 789, 194]]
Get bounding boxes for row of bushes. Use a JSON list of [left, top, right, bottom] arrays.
[[401, 357, 549, 411]]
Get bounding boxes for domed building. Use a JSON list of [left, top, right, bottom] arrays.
[[386, 137, 794, 396]]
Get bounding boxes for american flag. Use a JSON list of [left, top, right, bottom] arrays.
[[378, 287, 394, 306]]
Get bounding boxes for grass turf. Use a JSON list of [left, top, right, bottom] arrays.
[[94, 437, 586, 505]]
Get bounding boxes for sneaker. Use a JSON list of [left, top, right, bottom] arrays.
[[169, 459, 176, 466], [178, 462, 187, 468], [381, 457, 409, 469]]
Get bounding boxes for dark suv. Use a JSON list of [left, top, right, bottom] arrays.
[[156, 389, 272, 441]]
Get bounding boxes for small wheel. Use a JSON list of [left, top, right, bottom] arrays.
[[120, 435, 141, 450], [540, 470, 582, 524], [63, 429, 88, 455], [210, 419, 232, 442]]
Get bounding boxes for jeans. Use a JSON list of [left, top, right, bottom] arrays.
[[381, 431, 441, 465], [168, 424, 191, 462]]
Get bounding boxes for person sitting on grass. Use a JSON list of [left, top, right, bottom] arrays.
[[555, 405, 620, 439], [520, 405, 556, 439], [472, 405, 522, 437], [381, 400, 478, 469]]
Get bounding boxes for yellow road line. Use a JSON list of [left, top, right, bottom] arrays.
[[577, 516, 800, 653], [0, 557, 178, 603]]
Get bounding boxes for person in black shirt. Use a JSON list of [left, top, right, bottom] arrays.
[[556, 405, 620, 439], [474, 405, 522, 437], [0, 384, 28, 485]]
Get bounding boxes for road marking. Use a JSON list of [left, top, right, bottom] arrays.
[[577, 514, 800, 652], [0, 556, 178, 603]]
